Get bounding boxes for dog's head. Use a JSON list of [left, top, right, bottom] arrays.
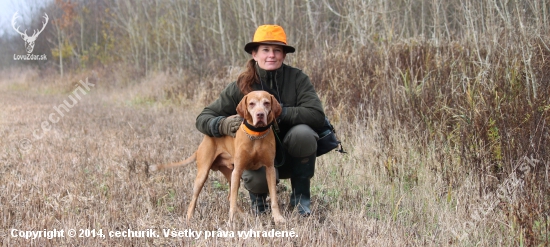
[[237, 91, 282, 127]]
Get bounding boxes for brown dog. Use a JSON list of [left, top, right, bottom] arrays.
[[150, 90, 285, 225]]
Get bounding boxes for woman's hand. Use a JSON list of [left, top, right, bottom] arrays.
[[218, 115, 243, 137]]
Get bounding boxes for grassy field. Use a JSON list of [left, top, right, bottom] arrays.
[[1, 0, 549, 245], [1, 65, 536, 246]]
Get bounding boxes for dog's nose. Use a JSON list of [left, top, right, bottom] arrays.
[[256, 112, 265, 119]]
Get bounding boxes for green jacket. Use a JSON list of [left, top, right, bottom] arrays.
[[196, 63, 325, 137]]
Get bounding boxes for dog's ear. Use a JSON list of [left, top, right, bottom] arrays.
[[270, 94, 282, 119], [236, 95, 248, 118]]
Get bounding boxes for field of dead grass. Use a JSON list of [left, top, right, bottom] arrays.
[[0, 66, 531, 246]]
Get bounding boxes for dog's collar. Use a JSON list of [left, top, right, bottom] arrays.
[[241, 119, 272, 140]]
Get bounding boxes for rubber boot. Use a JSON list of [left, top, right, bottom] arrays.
[[290, 154, 315, 216], [290, 177, 312, 216], [249, 191, 268, 215]]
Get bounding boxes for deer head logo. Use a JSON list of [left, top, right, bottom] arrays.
[[11, 11, 49, 54]]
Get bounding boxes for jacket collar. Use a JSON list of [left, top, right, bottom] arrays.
[[256, 63, 284, 88]]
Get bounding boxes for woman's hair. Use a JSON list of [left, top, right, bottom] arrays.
[[237, 58, 258, 95]]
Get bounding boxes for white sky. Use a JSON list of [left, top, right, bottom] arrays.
[[0, 0, 51, 37]]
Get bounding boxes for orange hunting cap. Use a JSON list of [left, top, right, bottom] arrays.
[[244, 25, 295, 54]]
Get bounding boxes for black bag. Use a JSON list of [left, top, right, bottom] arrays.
[[316, 117, 345, 156]]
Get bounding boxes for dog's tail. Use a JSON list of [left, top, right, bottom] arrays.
[[149, 152, 197, 172]]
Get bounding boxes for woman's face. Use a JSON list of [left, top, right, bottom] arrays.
[[252, 45, 286, 71]]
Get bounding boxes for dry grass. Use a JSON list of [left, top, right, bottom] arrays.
[[2, 0, 549, 245], [0, 69, 406, 246], [0, 45, 547, 246]]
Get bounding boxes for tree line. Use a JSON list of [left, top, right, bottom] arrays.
[[1, 0, 548, 77]]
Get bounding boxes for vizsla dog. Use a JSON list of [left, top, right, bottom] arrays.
[[150, 91, 285, 225]]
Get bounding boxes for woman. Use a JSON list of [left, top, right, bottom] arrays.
[[195, 25, 325, 216]]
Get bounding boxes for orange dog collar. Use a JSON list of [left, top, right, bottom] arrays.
[[241, 120, 272, 140]]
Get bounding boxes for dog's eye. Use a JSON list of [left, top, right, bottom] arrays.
[[249, 102, 255, 107], [264, 102, 270, 107]]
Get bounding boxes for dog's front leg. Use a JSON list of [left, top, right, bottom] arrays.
[[229, 165, 244, 224], [266, 165, 286, 224]]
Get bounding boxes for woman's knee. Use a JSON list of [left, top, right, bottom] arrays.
[[241, 167, 279, 194], [283, 124, 318, 157]]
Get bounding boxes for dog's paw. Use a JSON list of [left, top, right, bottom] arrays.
[[149, 165, 158, 172], [274, 215, 286, 225]]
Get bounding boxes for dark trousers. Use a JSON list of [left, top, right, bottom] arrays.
[[242, 124, 317, 194]]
